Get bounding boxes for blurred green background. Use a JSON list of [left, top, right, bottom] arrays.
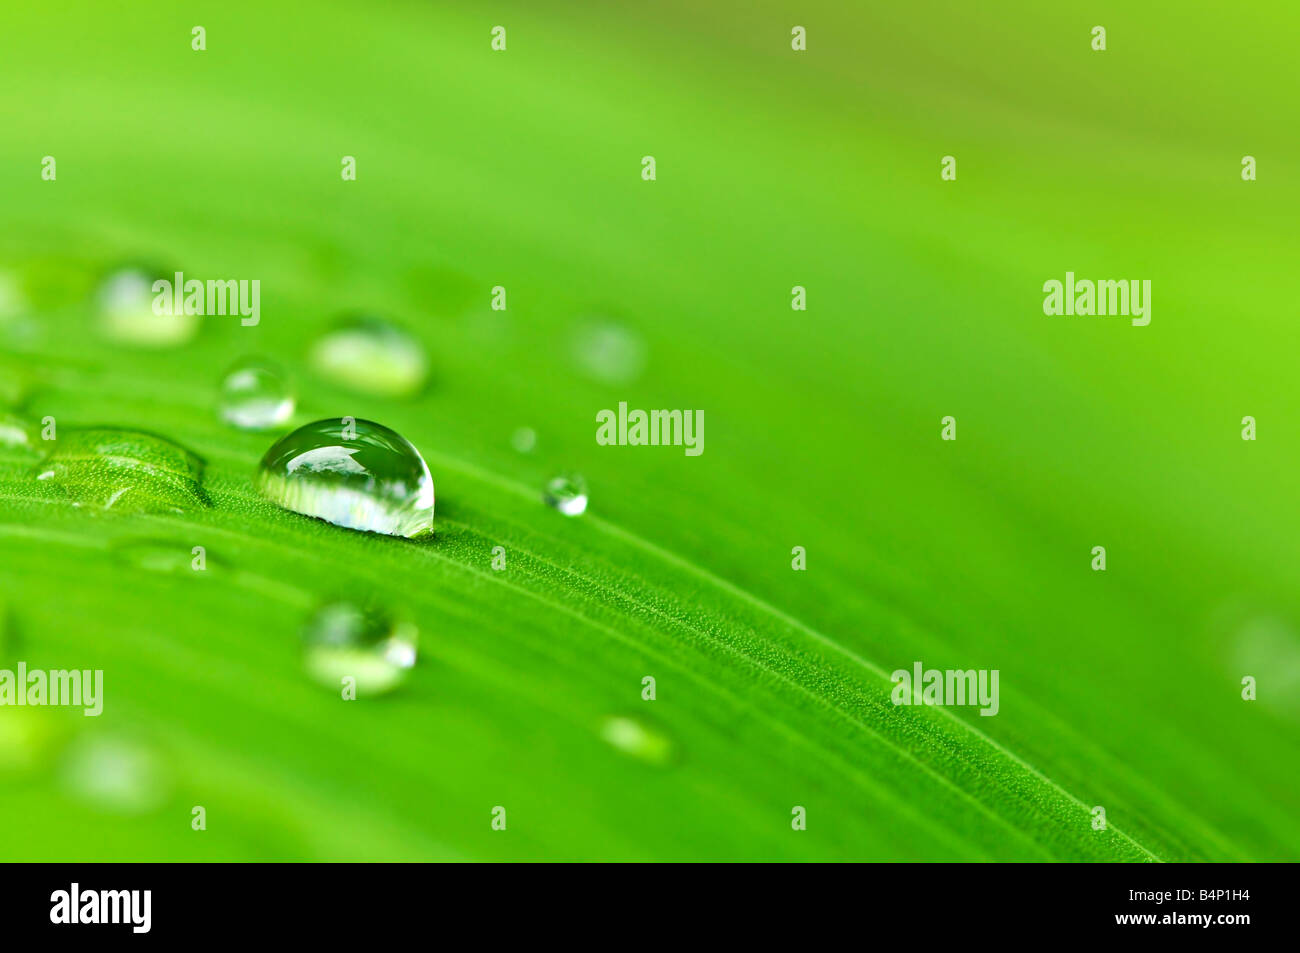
[[1, 1, 1297, 860]]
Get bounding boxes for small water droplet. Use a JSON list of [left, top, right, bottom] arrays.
[[572, 320, 646, 385], [0, 411, 35, 454], [600, 716, 673, 766], [96, 265, 198, 348], [60, 735, 169, 814], [256, 418, 434, 538], [302, 602, 417, 695], [34, 428, 209, 514], [218, 357, 295, 431], [309, 315, 429, 398], [510, 426, 537, 453], [544, 473, 588, 516]]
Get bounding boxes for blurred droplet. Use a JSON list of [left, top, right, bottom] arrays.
[[218, 357, 295, 431], [60, 735, 169, 814], [510, 426, 537, 453], [302, 602, 417, 696], [256, 418, 434, 538], [600, 716, 673, 766], [572, 320, 646, 385], [1233, 614, 1300, 715], [544, 473, 588, 516], [0, 411, 35, 453], [96, 266, 198, 348], [309, 315, 428, 398]]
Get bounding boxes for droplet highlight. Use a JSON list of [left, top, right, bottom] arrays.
[[218, 357, 295, 431], [309, 315, 428, 398], [302, 602, 417, 696], [256, 418, 434, 538]]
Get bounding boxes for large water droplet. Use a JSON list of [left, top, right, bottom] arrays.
[[256, 418, 434, 538], [544, 472, 588, 516], [218, 357, 295, 431], [600, 716, 673, 766], [309, 315, 429, 398], [96, 266, 198, 348], [35, 428, 209, 514], [302, 602, 417, 695]]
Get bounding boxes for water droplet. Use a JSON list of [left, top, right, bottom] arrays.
[[96, 265, 198, 348], [600, 716, 673, 766], [510, 426, 537, 453], [60, 735, 170, 814], [302, 602, 417, 695], [0, 411, 35, 454], [309, 315, 428, 398], [544, 472, 588, 516], [34, 428, 209, 514], [256, 418, 434, 538], [218, 357, 295, 431], [572, 320, 646, 385]]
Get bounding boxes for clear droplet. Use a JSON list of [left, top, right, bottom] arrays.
[[572, 320, 646, 385], [218, 357, 294, 431], [309, 315, 429, 398], [302, 602, 417, 695], [35, 428, 209, 514], [510, 426, 537, 453], [60, 735, 169, 814], [256, 418, 434, 538], [600, 716, 673, 766], [544, 472, 588, 516], [96, 266, 198, 348]]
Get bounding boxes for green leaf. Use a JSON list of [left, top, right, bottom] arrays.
[[1, 0, 1297, 862]]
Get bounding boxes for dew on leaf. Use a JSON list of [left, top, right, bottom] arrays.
[[34, 428, 210, 514], [218, 357, 295, 431], [308, 315, 428, 398], [544, 472, 588, 516], [256, 418, 434, 538], [600, 716, 673, 766], [96, 265, 198, 348], [302, 602, 417, 696]]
